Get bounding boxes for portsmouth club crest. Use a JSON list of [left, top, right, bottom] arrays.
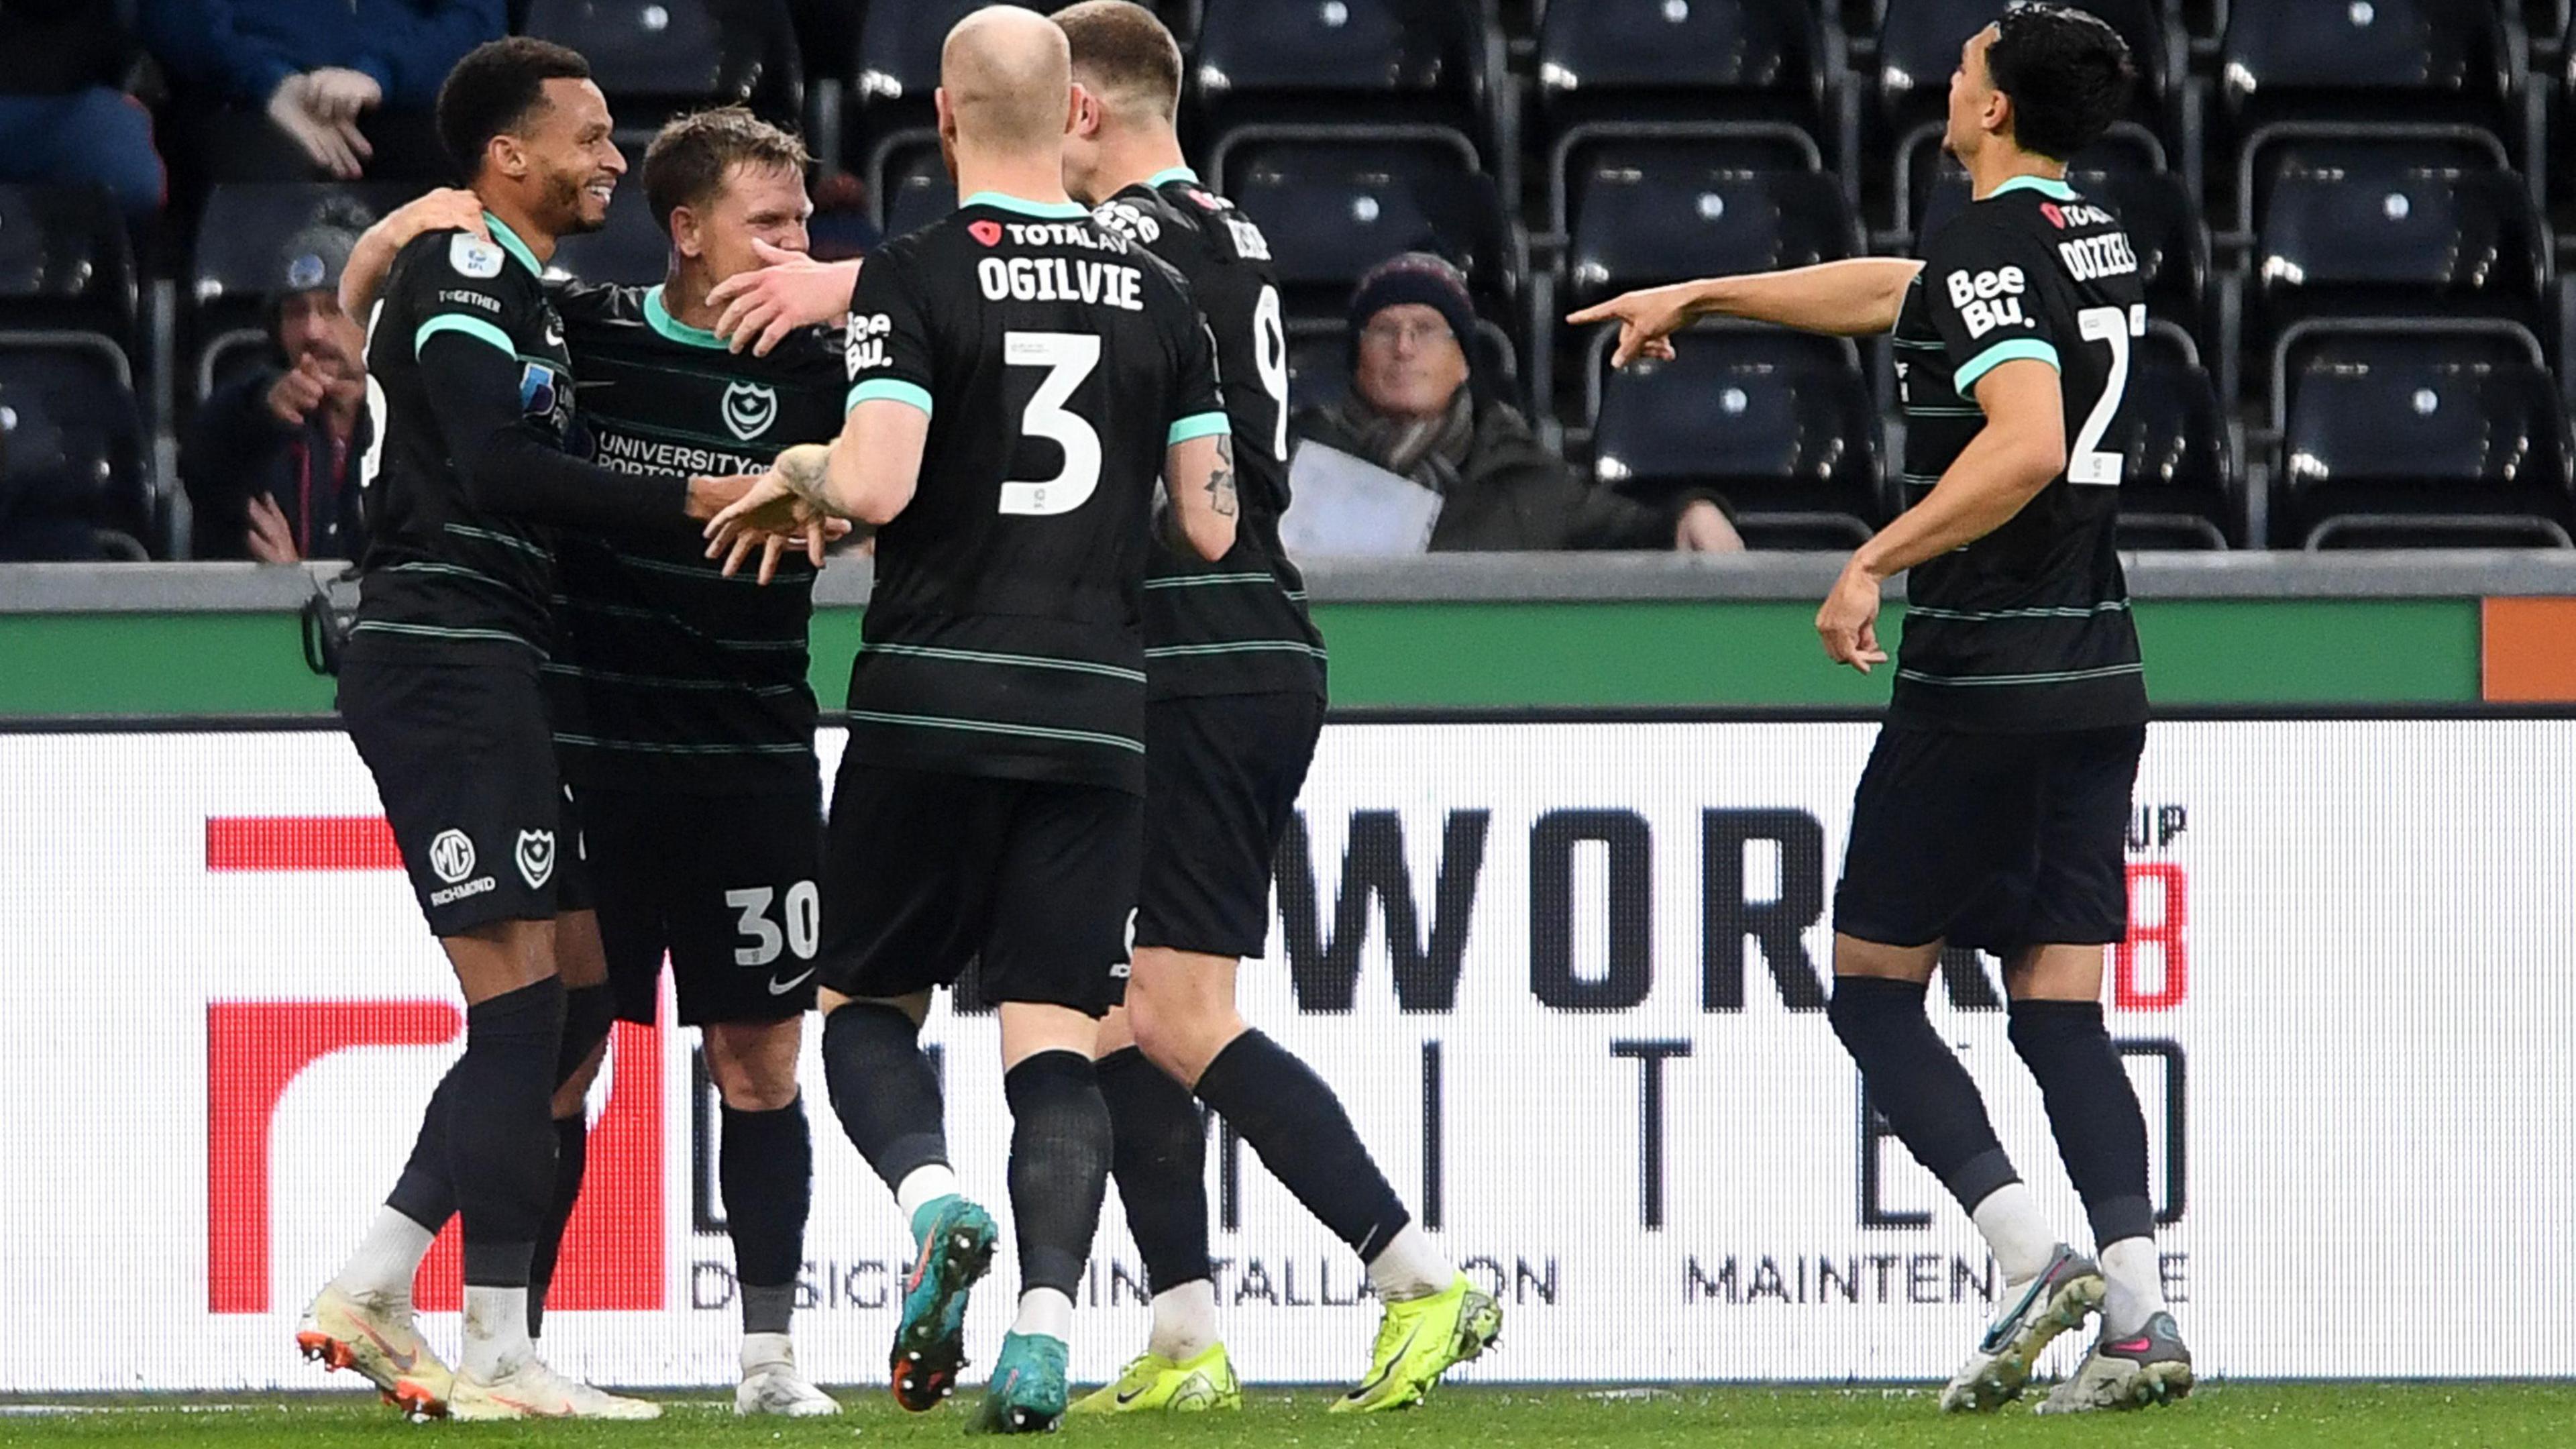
[[723, 380, 778, 442], [515, 829, 555, 890]]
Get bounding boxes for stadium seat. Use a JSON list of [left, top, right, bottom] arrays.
[[1563, 158, 1858, 309], [1192, 0, 1489, 147], [2219, 0, 2520, 146], [2112, 335, 2237, 548], [880, 147, 956, 239], [1589, 328, 1881, 547], [0, 184, 136, 341], [2275, 336, 2575, 547], [1535, 0, 1835, 138], [0, 339, 151, 558], [549, 182, 672, 286], [2250, 155, 2548, 376], [1226, 140, 1513, 318], [523, 0, 804, 136], [852, 1, 1062, 227]]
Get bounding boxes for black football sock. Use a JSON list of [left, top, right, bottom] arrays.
[[447, 975, 566, 1289], [525, 985, 613, 1337], [721, 1095, 814, 1337], [1191, 1030, 1411, 1261], [1827, 976, 2022, 1212], [525, 1115, 586, 1337], [821, 1002, 951, 1193], [2007, 999, 2156, 1247], [1096, 1046, 1212, 1293], [1004, 1050, 1112, 1299], [386, 1079, 457, 1233], [385, 983, 612, 1238]]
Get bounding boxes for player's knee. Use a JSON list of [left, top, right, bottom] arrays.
[[1825, 973, 1925, 1056], [706, 1020, 804, 1111], [1126, 996, 1242, 1087]]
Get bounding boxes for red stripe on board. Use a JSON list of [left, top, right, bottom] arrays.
[[206, 816, 401, 872]]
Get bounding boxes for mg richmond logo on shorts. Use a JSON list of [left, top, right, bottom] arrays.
[[722, 381, 778, 442], [427, 828, 475, 884]]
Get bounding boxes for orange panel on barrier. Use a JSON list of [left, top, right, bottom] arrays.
[[2482, 598, 2576, 701]]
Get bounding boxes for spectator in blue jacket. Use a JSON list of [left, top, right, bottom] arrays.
[[0, 1, 162, 223], [140, 0, 503, 183]]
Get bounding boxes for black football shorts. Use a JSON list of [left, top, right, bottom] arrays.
[[338, 637, 563, 936], [818, 762, 1141, 1018], [561, 780, 825, 1026], [1833, 724, 2146, 955], [1135, 690, 1324, 960]]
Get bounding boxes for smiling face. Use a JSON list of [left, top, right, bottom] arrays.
[[513, 76, 626, 235], [682, 160, 812, 282]]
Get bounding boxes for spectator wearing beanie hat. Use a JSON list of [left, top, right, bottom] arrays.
[[1295, 252, 1740, 553], [180, 202, 376, 561]]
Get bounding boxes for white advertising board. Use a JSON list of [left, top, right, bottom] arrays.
[[0, 720, 2570, 1391]]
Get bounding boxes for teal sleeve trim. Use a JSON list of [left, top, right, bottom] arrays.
[[849, 378, 934, 417], [1955, 337, 2061, 392], [1167, 411, 1231, 445], [414, 313, 515, 360]]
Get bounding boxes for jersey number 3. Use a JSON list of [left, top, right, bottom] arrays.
[[1000, 330, 1102, 516]]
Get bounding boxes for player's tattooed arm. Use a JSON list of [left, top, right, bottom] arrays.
[[1165, 430, 1238, 561], [1206, 433, 1239, 518]]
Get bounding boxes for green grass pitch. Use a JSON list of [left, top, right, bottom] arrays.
[[1, 1384, 2569, 1448]]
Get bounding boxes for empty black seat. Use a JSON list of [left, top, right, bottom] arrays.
[[524, 0, 803, 132], [1566, 158, 1856, 308], [193, 183, 413, 324], [1591, 329, 1880, 547], [880, 147, 956, 239], [1227, 140, 1511, 315], [2277, 339, 2575, 547], [1536, 0, 1831, 137], [0, 184, 136, 340], [2251, 157, 2547, 364], [0, 341, 150, 556], [851, 1, 1064, 184], [1193, 0, 1487, 145], [2220, 0, 2519, 142], [2112, 339, 2235, 547], [549, 182, 670, 285]]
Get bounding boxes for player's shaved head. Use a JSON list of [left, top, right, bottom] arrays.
[[940, 5, 1076, 153], [1056, 1, 1183, 123]]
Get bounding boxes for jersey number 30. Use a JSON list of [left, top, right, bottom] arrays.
[[1000, 331, 1102, 516]]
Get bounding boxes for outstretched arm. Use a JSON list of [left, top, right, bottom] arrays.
[[1568, 258, 1927, 366]]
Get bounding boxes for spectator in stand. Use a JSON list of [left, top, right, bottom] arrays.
[[1295, 253, 1743, 553], [140, 0, 502, 183], [182, 205, 373, 562], [0, 1, 162, 223]]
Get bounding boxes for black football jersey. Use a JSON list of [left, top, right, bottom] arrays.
[[1095, 168, 1326, 701], [353, 216, 576, 651], [1890, 174, 2149, 733], [543, 282, 850, 794], [841, 193, 1227, 794]]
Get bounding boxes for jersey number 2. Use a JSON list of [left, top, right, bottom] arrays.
[[999, 331, 1102, 516], [2070, 304, 2145, 486]]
